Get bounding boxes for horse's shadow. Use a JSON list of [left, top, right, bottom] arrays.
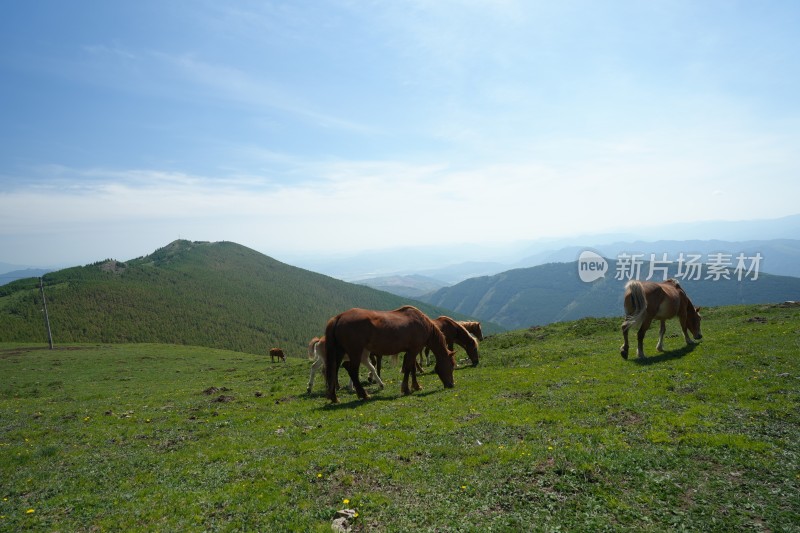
[[632, 343, 698, 365], [317, 385, 448, 410]]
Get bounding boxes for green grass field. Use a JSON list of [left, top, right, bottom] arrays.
[[1, 303, 798, 531]]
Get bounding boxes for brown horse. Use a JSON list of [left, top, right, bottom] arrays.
[[324, 306, 455, 403], [420, 316, 480, 368], [269, 348, 286, 362], [620, 279, 702, 359], [459, 321, 484, 341]]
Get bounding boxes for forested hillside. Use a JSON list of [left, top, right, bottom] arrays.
[[420, 260, 800, 330], [0, 240, 484, 355]]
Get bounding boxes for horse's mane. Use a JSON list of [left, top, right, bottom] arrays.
[[427, 318, 449, 351], [438, 316, 479, 351]]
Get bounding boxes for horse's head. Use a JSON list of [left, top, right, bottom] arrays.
[[434, 350, 456, 388], [428, 327, 455, 388], [464, 337, 480, 367], [471, 323, 484, 341], [687, 306, 703, 340]]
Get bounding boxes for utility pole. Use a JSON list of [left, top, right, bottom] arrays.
[[39, 277, 53, 349]]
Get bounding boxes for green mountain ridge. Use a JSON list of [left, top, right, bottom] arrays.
[[0, 240, 487, 355], [420, 259, 800, 330]]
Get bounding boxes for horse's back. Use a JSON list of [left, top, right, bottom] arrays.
[[624, 279, 684, 320], [333, 306, 431, 354]]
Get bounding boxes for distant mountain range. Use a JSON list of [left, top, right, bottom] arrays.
[[353, 274, 447, 299], [289, 214, 800, 283], [0, 240, 490, 355], [3, 220, 800, 349], [0, 267, 53, 286], [514, 239, 800, 277], [418, 259, 800, 330], [350, 239, 800, 300]]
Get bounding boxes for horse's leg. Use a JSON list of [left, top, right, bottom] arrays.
[[344, 357, 370, 400], [620, 323, 630, 359], [678, 313, 697, 345], [636, 318, 653, 358], [362, 351, 385, 390], [400, 352, 414, 395], [307, 356, 323, 394], [367, 354, 375, 383], [343, 361, 355, 393], [408, 351, 422, 391], [656, 320, 666, 352]]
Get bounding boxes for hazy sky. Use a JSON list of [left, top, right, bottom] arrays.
[[2, 1, 799, 267]]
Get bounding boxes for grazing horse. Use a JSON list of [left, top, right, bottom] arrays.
[[269, 348, 286, 362], [620, 279, 702, 359], [306, 336, 384, 395], [324, 306, 455, 403], [421, 316, 481, 368], [459, 321, 484, 341]]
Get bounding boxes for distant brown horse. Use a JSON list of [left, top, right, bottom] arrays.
[[620, 279, 702, 359], [324, 306, 455, 403], [420, 316, 481, 368], [269, 347, 286, 362]]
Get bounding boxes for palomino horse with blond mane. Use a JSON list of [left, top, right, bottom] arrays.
[[620, 279, 702, 359], [325, 306, 455, 403]]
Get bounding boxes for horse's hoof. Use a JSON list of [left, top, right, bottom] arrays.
[[413, 385, 423, 391], [360, 393, 371, 401], [620, 347, 628, 359]]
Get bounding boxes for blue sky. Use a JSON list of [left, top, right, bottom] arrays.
[[2, 1, 799, 267]]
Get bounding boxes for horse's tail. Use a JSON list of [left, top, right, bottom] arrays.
[[307, 336, 320, 361], [324, 316, 341, 402], [622, 280, 647, 330]]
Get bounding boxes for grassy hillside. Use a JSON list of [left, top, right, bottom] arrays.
[[0, 240, 488, 356], [1, 302, 797, 531], [421, 259, 800, 330]]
